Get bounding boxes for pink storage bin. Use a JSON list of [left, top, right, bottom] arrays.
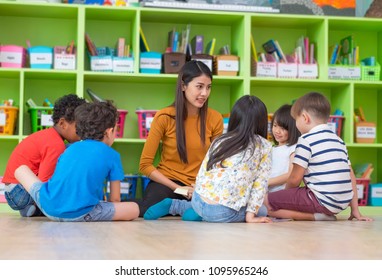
[[0, 45, 27, 68], [136, 109, 158, 139], [116, 109, 128, 138]]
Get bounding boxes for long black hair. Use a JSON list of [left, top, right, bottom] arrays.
[[173, 60, 213, 163], [207, 95, 268, 170]]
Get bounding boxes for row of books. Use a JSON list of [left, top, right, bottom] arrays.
[[252, 35, 315, 65], [85, 33, 132, 57], [140, 26, 218, 56], [329, 35, 359, 65]]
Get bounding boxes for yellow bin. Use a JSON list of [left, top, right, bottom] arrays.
[[0, 106, 18, 135]]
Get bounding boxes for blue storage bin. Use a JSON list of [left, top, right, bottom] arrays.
[[104, 174, 139, 201], [28, 46, 53, 69], [141, 175, 151, 193], [140, 51, 162, 74], [369, 183, 382, 206]]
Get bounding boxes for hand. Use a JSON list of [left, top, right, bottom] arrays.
[[245, 212, 273, 223], [348, 212, 373, 221]]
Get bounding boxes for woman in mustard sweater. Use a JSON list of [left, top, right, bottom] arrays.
[[138, 60, 223, 217]]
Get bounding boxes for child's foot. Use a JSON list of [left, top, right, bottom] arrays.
[[314, 213, 337, 221], [182, 208, 202, 221], [144, 198, 173, 220], [19, 204, 37, 217]]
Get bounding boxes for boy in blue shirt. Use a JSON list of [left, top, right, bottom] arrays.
[[14, 101, 139, 222]]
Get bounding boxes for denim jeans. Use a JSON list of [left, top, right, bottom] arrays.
[[170, 192, 267, 223], [30, 181, 115, 222], [4, 184, 34, 210]]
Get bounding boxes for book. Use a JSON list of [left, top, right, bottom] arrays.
[[139, 27, 150, 52], [174, 187, 193, 196], [329, 45, 338, 64], [263, 39, 285, 62], [191, 35, 204, 55], [85, 33, 98, 56], [250, 34, 258, 62], [116, 37, 125, 57], [206, 38, 216, 55], [340, 35, 354, 57]]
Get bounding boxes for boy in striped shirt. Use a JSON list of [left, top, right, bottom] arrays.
[[264, 92, 371, 221]]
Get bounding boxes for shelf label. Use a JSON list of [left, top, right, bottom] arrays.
[[113, 58, 134, 73], [91, 57, 113, 71], [0, 51, 23, 64], [145, 117, 154, 130], [0, 112, 5, 126], [278, 63, 297, 78], [218, 60, 239, 71], [356, 183, 364, 199], [54, 54, 76, 70], [191, 58, 212, 71], [30, 53, 53, 65], [328, 66, 361, 80], [140, 58, 161, 70], [41, 114, 53, 127], [372, 187, 382, 198], [356, 126, 376, 138], [298, 64, 318, 79], [256, 62, 277, 77]]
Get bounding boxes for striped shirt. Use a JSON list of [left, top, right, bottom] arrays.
[[293, 124, 353, 214]]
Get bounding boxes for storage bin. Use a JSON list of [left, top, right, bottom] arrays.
[[191, 54, 213, 71], [355, 121, 376, 143], [0, 106, 18, 135], [361, 63, 380, 81], [277, 62, 297, 78], [214, 55, 239, 76], [368, 183, 382, 206], [89, 47, 113, 72], [54, 46, 76, 70], [327, 115, 344, 137], [297, 63, 318, 79], [116, 109, 128, 138], [28, 106, 54, 132], [140, 52, 162, 74], [104, 174, 139, 201], [136, 109, 158, 139], [163, 52, 186, 74], [28, 46, 53, 69], [356, 178, 369, 206], [141, 175, 151, 193], [0, 45, 27, 68]]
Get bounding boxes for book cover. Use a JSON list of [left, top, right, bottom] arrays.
[[206, 38, 216, 55], [340, 35, 354, 56], [250, 34, 258, 62], [117, 37, 125, 57], [192, 35, 204, 54], [329, 44, 339, 64]]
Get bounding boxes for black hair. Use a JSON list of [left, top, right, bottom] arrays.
[[75, 100, 118, 141], [52, 94, 86, 125], [207, 95, 268, 171], [173, 60, 213, 163], [271, 104, 300, 146]]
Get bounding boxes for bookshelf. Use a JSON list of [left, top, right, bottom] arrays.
[[1, 2, 382, 194]]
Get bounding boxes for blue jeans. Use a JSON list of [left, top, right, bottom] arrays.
[[5, 183, 34, 210], [30, 181, 116, 222], [170, 192, 267, 223]]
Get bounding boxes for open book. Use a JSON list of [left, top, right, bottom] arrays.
[[174, 187, 193, 196]]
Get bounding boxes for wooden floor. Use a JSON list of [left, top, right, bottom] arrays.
[[1, 207, 382, 260]]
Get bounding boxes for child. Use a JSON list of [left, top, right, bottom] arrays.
[[268, 104, 300, 192], [14, 101, 139, 222], [264, 92, 372, 221], [144, 95, 273, 223], [2, 94, 86, 217]]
